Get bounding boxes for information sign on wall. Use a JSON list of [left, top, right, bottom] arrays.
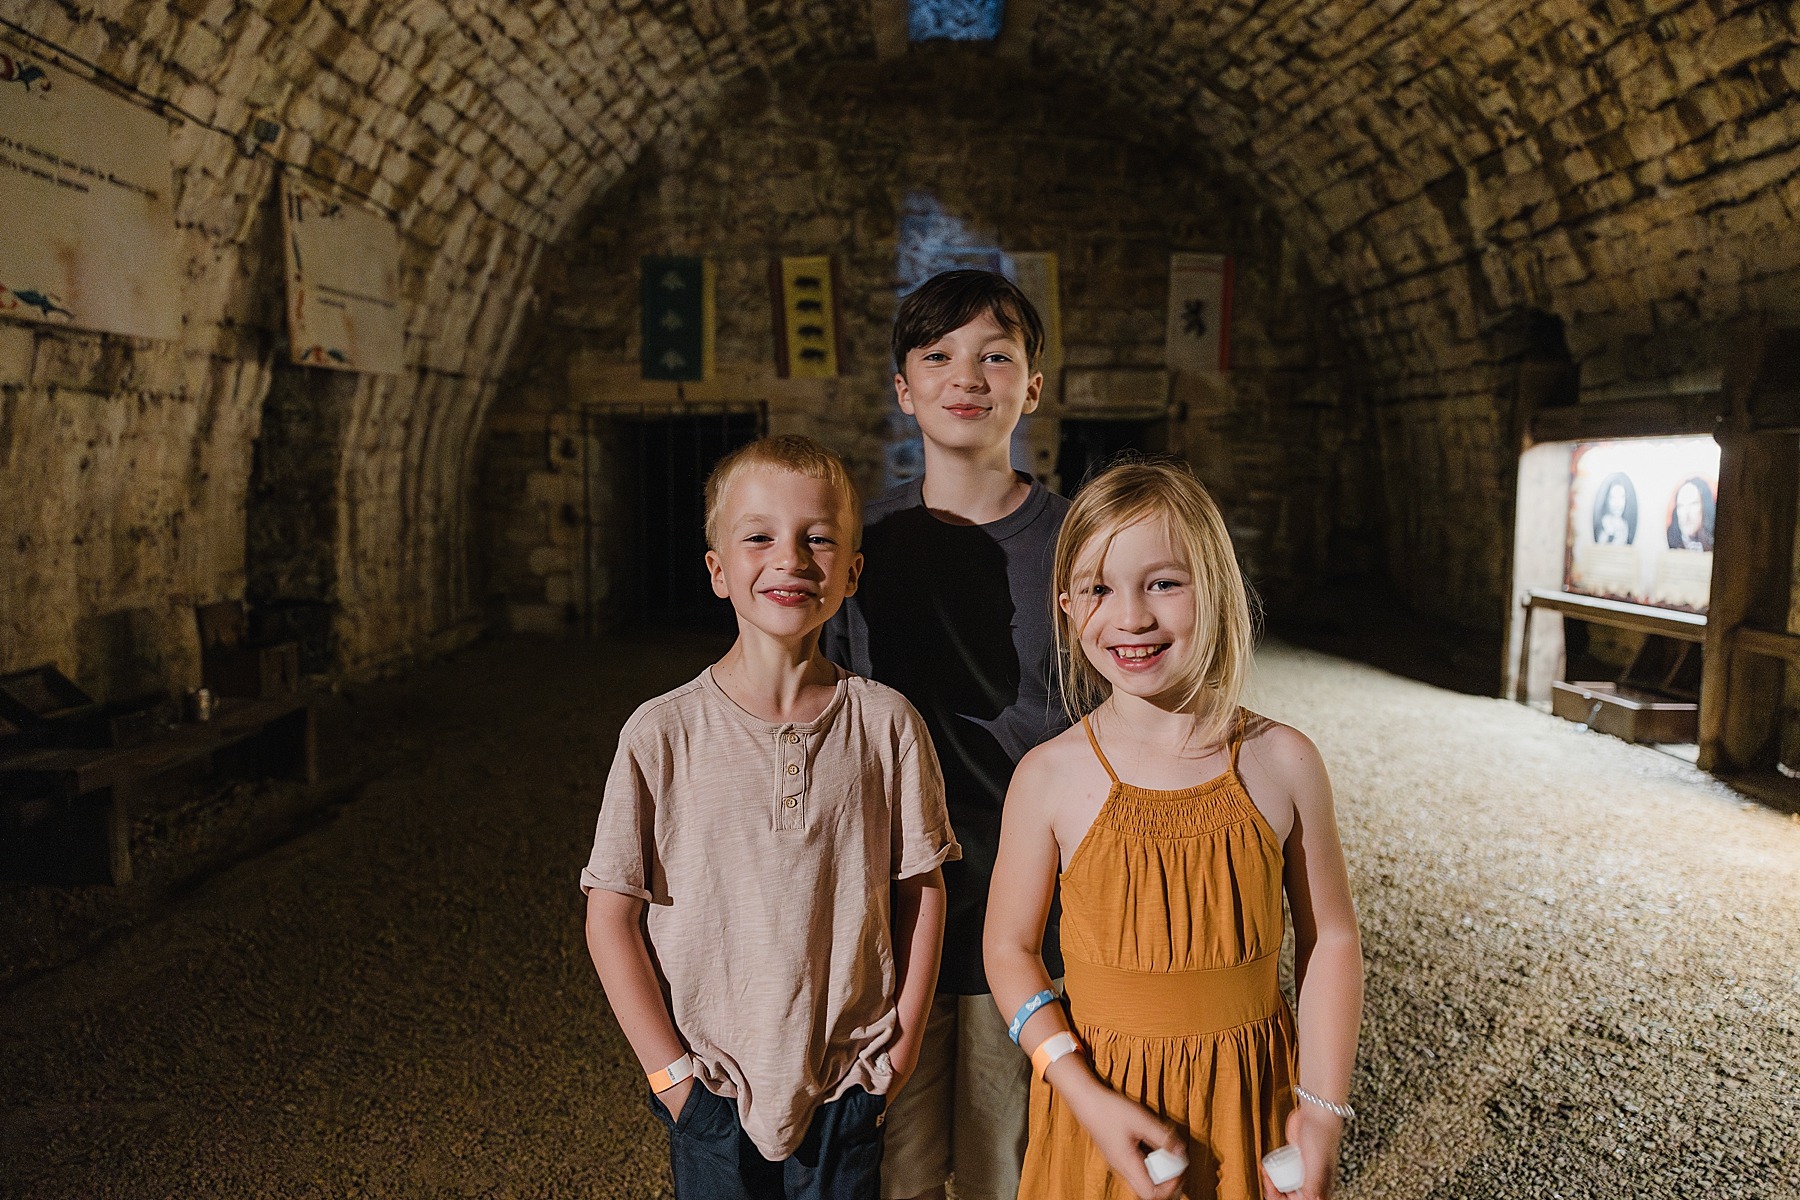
[[280, 172, 404, 373], [1565, 436, 1720, 613], [1165, 252, 1232, 374], [0, 41, 180, 339]]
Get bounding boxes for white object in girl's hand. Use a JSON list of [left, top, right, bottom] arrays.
[[1144, 1147, 1187, 1185], [1262, 1145, 1305, 1193]]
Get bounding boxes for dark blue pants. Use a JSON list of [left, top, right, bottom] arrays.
[[649, 1084, 884, 1200]]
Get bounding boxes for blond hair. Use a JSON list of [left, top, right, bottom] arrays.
[[1052, 459, 1257, 743], [704, 434, 862, 549]]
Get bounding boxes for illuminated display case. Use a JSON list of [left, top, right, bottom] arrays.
[[1564, 436, 1720, 613]]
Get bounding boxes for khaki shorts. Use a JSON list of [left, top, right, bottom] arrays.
[[880, 990, 1030, 1200]]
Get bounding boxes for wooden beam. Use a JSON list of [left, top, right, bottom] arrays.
[[1529, 393, 1723, 444], [871, 0, 909, 59], [1503, 443, 1575, 703], [1698, 429, 1799, 771], [1733, 625, 1800, 667], [997, 0, 1044, 58]]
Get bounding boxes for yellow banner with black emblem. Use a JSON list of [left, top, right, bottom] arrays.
[[772, 256, 839, 378]]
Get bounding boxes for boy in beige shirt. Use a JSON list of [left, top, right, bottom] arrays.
[[583, 435, 959, 1199]]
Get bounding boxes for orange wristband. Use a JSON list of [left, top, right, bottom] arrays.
[[1030, 1031, 1083, 1081], [647, 1053, 695, 1094]]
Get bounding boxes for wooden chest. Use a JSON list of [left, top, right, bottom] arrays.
[[1551, 681, 1698, 744]]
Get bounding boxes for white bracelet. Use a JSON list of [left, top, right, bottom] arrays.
[[1030, 1031, 1083, 1081], [647, 1053, 695, 1094], [1293, 1084, 1355, 1121]]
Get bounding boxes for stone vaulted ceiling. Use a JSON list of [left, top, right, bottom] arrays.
[[3, 0, 1796, 683]]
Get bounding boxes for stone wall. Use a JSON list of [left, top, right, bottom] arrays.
[[1038, 0, 1800, 628], [482, 53, 1375, 631], [0, 0, 862, 696], [7, 0, 1800, 695]]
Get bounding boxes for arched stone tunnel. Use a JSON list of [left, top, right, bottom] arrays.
[[3, 2, 1800, 1197], [7, 0, 1799, 687]]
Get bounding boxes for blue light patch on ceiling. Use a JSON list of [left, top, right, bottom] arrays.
[[908, 0, 1005, 42]]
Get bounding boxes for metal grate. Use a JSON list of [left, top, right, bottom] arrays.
[[577, 404, 766, 633]]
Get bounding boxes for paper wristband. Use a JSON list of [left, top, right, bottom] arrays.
[[1031, 1031, 1083, 1081], [647, 1053, 695, 1094], [1008, 988, 1058, 1044]]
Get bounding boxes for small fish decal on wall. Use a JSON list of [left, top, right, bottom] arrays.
[[0, 53, 51, 95], [0, 282, 72, 320]]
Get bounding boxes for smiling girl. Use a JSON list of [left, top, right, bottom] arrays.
[[983, 460, 1363, 1200]]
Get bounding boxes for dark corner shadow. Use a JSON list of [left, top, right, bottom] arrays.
[[1716, 770, 1800, 818], [1263, 579, 1504, 698]]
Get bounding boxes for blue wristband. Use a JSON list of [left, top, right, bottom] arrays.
[[1008, 988, 1058, 1045]]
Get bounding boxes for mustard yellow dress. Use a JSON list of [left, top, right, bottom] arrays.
[[1020, 714, 1298, 1200]]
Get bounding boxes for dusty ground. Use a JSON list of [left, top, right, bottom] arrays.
[[3, 634, 1797, 1199]]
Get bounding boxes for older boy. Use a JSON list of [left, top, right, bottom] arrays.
[[584, 435, 959, 1200], [826, 270, 1070, 1200]]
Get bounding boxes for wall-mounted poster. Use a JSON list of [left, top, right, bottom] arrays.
[[0, 40, 180, 339], [1002, 251, 1061, 379], [1565, 436, 1721, 613], [642, 256, 713, 382], [1165, 252, 1232, 374], [771, 255, 839, 378], [280, 172, 404, 373]]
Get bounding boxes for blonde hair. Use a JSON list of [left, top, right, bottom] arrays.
[[704, 434, 862, 549], [1052, 459, 1257, 743]]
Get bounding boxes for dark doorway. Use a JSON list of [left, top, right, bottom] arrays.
[[594, 408, 763, 632], [1056, 418, 1165, 496]]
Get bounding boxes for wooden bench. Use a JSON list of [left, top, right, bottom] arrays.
[[0, 696, 314, 885]]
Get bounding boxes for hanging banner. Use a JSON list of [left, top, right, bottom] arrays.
[[1003, 251, 1061, 378], [771, 255, 839, 378], [0, 40, 180, 339], [1165, 252, 1232, 374], [280, 172, 404, 373], [1566, 436, 1720, 613], [642, 256, 712, 381]]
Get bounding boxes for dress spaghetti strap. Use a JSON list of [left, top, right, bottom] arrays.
[[1080, 716, 1120, 784], [1228, 708, 1247, 772]]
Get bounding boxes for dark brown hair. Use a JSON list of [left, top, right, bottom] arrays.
[[892, 269, 1045, 375]]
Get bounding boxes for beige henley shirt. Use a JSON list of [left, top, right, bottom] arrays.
[[581, 668, 959, 1160]]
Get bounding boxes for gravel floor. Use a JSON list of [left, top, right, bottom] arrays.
[[3, 634, 1797, 1200]]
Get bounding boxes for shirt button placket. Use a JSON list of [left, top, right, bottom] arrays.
[[777, 727, 804, 830]]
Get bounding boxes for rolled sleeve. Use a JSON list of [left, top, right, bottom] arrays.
[[579, 723, 658, 901]]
